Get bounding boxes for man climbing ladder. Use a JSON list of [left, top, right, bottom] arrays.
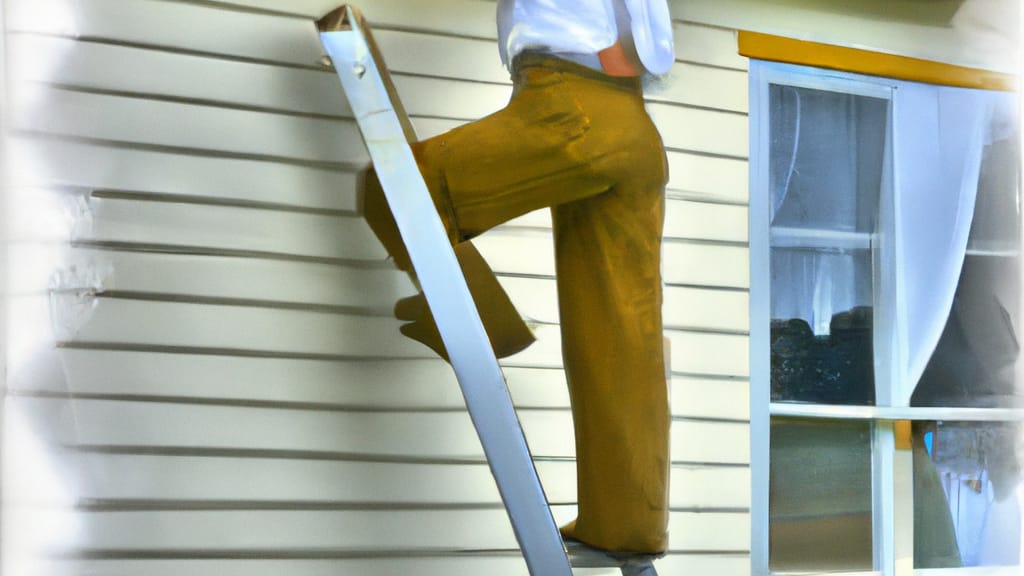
[[318, 2, 674, 573]]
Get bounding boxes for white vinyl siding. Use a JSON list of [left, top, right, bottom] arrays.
[[3, 1, 750, 574]]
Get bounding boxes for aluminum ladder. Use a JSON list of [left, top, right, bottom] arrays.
[[316, 7, 658, 575]]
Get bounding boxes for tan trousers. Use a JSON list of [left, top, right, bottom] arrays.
[[364, 53, 670, 554]]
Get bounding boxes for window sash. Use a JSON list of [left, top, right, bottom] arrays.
[[749, 59, 1023, 576]]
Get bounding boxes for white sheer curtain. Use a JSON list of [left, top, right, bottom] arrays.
[[769, 86, 884, 336], [896, 87, 1013, 404], [768, 81, 1015, 405]]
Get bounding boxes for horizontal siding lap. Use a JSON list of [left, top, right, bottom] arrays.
[[8, 138, 361, 212], [672, 465, 751, 508], [7, 0, 325, 67], [46, 453, 747, 510], [27, 555, 750, 576], [394, 74, 508, 119], [14, 396, 491, 459], [78, 198, 385, 262], [473, 232, 555, 277], [371, 29, 507, 84], [660, 553, 751, 576], [189, 0, 501, 39], [663, 243, 749, 288], [500, 276, 748, 333], [673, 22, 748, 71], [664, 200, 748, 243], [10, 1, 497, 78], [409, 116, 470, 140], [670, 510, 750, 550], [62, 248, 415, 313], [8, 350, 465, 407], [409, 108, 747, 160], [8, 34, 512, 121], [648, 102, 748, 158], [495, 325, 555, 374], [497, 276, 559, 324], [11, 86, 368, 166], [27, 558, 537, 576], [403, 113, 749, 166], [647, 62, 749, 113], [666, 151, 748, 203], [12, 396, 747, 464], [672, 420, 751, 464], [11, 347, 588, 417], [668, 330, 750, 379], [672, 376, 751, 421], [8, 190, 387, 266], [61, 298, 429, 359], [501, 199, 746, 243], [480, 233, 748, 287], [36, 454, 506, 505], [70, 509, 520, 551], [77, 456, 517, 506], [7, 34, 352, 117], [406, 147, 748, 209], [11, 345, 747, 421], [47, 508, 746, 552], [664, 286, 749, 333], [28, 315, 755, 409]]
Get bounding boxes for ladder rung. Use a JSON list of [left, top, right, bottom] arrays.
[[564, 540, 661, 574]]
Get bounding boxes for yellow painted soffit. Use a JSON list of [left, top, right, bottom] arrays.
[[738, 30, 1016, 92]]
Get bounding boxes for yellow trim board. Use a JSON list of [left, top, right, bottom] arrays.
[[738, 30, 1016, 91], [894, 420, 913, 451]]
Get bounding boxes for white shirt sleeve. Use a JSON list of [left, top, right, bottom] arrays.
[[624, 0, 675, 75], [499, 0, 617, 67], [498, 0, 674, 75]]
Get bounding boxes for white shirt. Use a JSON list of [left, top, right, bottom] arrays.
[[497, 0, 674, 75]]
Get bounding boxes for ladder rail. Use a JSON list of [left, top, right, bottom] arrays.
[[316, 7, 573, 576]]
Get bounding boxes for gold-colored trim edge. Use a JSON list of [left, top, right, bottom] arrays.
[[738, 30, 1016, 92]]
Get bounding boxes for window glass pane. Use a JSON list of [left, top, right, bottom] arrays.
[[913, 421, 1023, 568], [769, 85, 887, 232], [968, 120, 1020, 251], [771, 248, 874, 404], [770, 418, 873, 571], [769, 85, 887, 406], [912, 119, 1021, 410]]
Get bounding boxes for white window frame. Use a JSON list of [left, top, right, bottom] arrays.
[[749, 59, 1024, 576]]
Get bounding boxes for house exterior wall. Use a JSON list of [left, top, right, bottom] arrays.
[[7, 0, 1005, 575], [674, 0, 1017, 74]]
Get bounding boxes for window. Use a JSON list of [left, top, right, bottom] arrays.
[[750, 61, 1022, 575]]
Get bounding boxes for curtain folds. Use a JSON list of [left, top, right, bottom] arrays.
[[897, 88, 1008, 404], [769, 81, 1015, 405]]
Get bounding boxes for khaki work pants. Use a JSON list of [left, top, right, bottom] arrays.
[[364, 53, 670, 554]]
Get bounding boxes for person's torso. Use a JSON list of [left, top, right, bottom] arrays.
[[497, 0, 674, 76]]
